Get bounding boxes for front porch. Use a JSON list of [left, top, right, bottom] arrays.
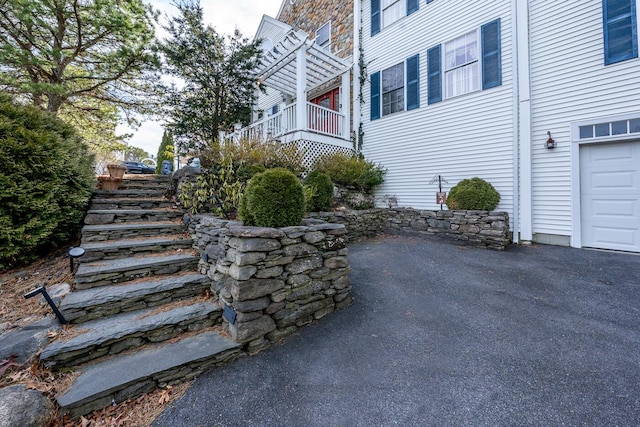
[[227, 26, 353, 155]]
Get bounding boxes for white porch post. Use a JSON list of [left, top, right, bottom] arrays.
[[341, 71, 351, 139], [296, 47, 307, 131]]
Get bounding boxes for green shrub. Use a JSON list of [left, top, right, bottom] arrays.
[[239, 168, 305, 228], [304, 171, 333, 212], [0, 95, 95, 269], [313, 152, 385, 192], [446, 177, 500, 211]]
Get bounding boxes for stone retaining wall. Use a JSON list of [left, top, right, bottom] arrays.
[[189, 216, 352, 351], [308, 208, 511, 250]]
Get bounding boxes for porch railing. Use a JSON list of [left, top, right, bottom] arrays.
[[231, 102, 345, 143]]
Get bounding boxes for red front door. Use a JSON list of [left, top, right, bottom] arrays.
[[310, 87, 340, 111]]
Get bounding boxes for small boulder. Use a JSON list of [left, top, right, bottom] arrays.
[[0, 385, 53, 427]]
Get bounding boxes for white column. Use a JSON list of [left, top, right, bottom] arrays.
[[296, 47, 307, 131], [341, 71, 351, 138], [353, 0, 361, 144]]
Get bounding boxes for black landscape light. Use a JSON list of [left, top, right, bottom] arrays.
[[68, 246, 85, 272]]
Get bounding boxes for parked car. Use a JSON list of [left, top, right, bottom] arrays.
[[121, 161, 155, 174]]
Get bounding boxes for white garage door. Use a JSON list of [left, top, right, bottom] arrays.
[[580, 141, 640, 252]]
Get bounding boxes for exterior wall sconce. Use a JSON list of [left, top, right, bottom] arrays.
[[545, 131, 556, 149]]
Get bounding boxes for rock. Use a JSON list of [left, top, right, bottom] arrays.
[[0, 385, 53, 427], [234, 297, 271, 312], [285, 255, 323, 274], [229, 264, 257, 281], [228, 278, 285, 301], [228, 237, 281, 252], [0, 318, 57, 363], [229, 316, 276, 343], [39, 283, 70, 308], [84, 213, 115, 225], [254, 266, 283, 279], [303, 231, 325, 244], [227, 226, 285, 239], [324, 256, 349, 269], [283, 243, 318, 257]]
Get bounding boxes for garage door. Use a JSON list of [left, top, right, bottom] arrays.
[[580, 141, 640, 252]]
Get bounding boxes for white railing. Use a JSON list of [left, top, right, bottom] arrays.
[[307, 103, 344, 138], [229, 102, 344, 143]]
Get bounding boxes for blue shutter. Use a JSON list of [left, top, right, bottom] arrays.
[[371, 0, 381, 36], [426, 0, 434, 3], [407, 0, 419, 15], [427, 45, 441, 105], [481, 19, 502, 90], [406, 54, 420, 110], [370, 71, 381, 120], [603, 0, 638, 64]]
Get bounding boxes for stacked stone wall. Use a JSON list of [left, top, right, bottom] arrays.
[[189, 216, 352, 351], [309, 208, 511, 250], [278, 0, 354, 59]]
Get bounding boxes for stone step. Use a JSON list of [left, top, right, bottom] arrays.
[[84, 209, 183, 225], [56, 331, 241, 417], [80, 236, 193, 262], [81, 221, 185, 242], [120, 181, 169, 191], [74, 253, 200, 289], [90, 198, 174, 210], [122, 174, 170, 182], [93, 189, 165, 199], [41, 301, 221, 368], [60, 273, 210, 324]]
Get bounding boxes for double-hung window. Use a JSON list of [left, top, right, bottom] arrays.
[[444, 30, 480, 98], [603, 0, 638, 64], [371, 0, 418, 36], [428, 19, 502, 104], [370, 54, 420, 120], [382, 0, 404, 28], [382, 63, 405, 116]]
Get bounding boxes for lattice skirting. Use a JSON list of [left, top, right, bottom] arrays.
[[283, 140, 354, 169]]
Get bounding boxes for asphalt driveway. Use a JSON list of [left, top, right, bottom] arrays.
[[154, 235, 640, 426]]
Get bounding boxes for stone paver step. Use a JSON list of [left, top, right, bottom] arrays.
[[75, 253, 199, 289], [120, 181, 169, 191], [93, 189, 165, 199], [57, 331, 241, 417], [90, 198, 174, 210], [41, 301, 221, 368], [80, 236, 193, 262], [84, 209, 183, 225], [81, 221, 185, 242], [60, 273, 210, 324]]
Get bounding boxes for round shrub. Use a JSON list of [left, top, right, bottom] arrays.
[[313, 152, 386, 192], [238, 168, 305, 228], [446, 177, 500, 211], [304, 171, 333, 212], [0, 95, 95, 269]]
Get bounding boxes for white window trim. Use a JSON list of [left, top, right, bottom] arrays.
[[569, 112, 640, 249], [443, 28, 481, 99], [316, 21, 331, 50]]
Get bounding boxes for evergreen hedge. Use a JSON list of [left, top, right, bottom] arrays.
[[446, 177, 500, 211], [238, 168, 305, 228], [313, 152, 385, 192], [0, 95, 95, 269], [304, 170, 333, 212]]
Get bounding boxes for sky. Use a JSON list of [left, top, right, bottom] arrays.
[[117, 0, 283, 158]]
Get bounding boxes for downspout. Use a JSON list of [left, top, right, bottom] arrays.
[[512, 0, 533, 243], [352, 0, 362, 148]]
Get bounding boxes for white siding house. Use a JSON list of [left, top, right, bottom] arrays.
[[359, 0, 516, 220], [356, 0, 640, 253], [248, 0, 640, 253]]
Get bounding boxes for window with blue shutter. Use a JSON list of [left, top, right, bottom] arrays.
[[427, 45, 442, 104], [406, 54, 420, 110], [603, 0, 638, 64], [426, 0, 434, 3], [407, 0, 418, 15], [481, 19, 502, 90], [371, 0, 381, 36], [370, 71, 381, 120]]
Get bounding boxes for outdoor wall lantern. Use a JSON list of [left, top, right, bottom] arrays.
[[545, 131, 556, 149]]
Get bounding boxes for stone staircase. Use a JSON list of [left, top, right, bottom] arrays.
[[44, 175, 241, 417]]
